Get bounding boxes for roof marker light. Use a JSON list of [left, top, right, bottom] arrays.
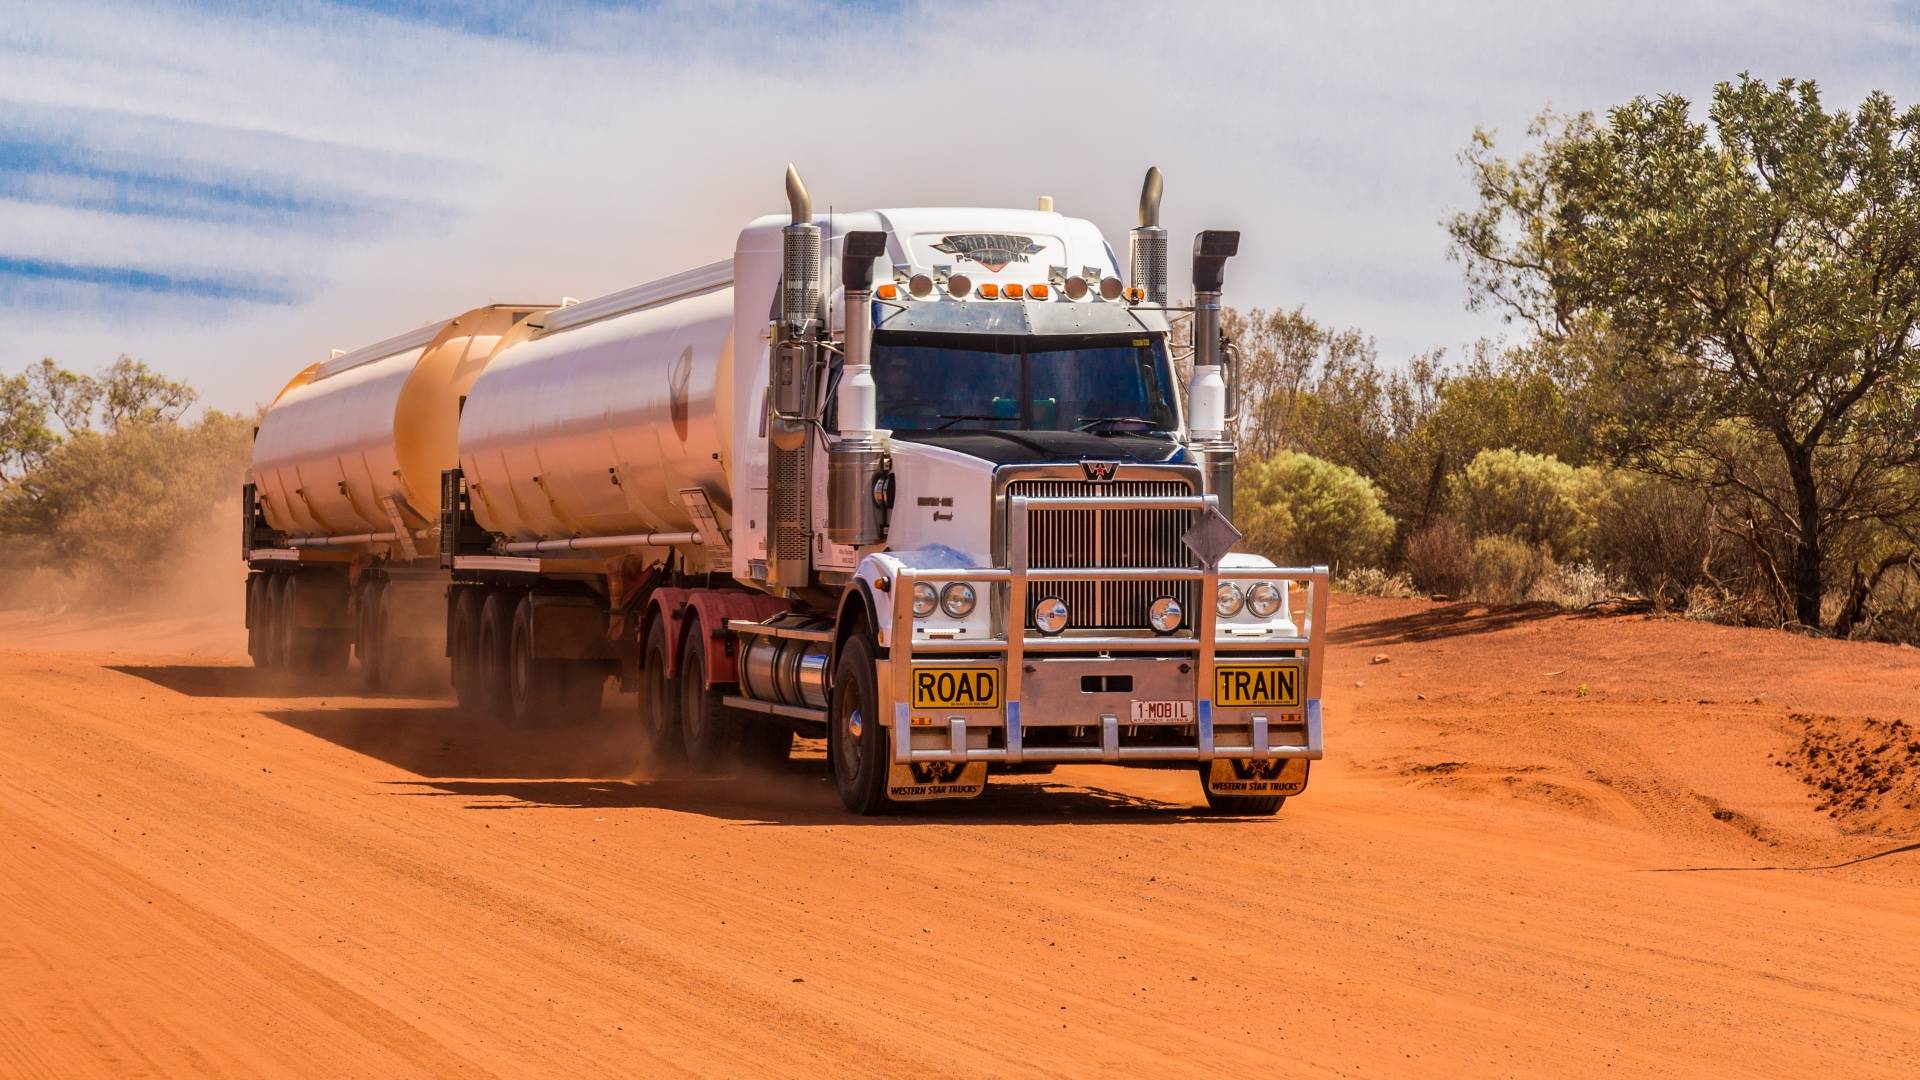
[[1029, 283, 1050, 300], [1004, 282, 1025, 300], [978, 282, 1001, 299], [875, 283, 898, 300]]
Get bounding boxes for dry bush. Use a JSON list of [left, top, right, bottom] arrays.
[[1402, 518, 1474, 596], [1470, 535, 1554, 603], [1531, 561, 1618, 608], [1336, 567, 1421, 598], [1581, 469, 1719, 609]]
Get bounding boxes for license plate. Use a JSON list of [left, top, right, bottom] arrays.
[[1213, 663, 1303, 708], [1129, 699, 1194, 724], [909, 666, 1001, 710]]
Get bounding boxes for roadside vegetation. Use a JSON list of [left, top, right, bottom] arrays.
[[1237, 75, 1920, 641], [0, 358, 252, 607]]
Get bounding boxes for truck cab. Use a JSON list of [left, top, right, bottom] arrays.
[[723, 173, 1328, 814]]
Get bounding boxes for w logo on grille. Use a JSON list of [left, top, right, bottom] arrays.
[[1082, 460, 1119, 483]]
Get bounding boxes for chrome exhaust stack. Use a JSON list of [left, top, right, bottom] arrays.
[[828, 230, 891, 546], [769, 164, 822, 588], [1189, 229, 1241, 515], [1130, 166, 1168, 305]]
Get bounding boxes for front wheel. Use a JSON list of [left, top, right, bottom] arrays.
[[829, 633, 892, 815]]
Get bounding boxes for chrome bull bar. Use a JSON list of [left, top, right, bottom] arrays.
[[885, 493, 1329, 765]]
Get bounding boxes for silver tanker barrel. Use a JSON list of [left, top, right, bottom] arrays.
[[455, 263, 738, 571], [245, 303, 549, 683]]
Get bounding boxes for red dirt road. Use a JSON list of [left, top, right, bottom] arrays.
[[2, 597, 1918, 1077]]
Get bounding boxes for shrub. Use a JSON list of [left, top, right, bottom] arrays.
[[1453, 448, 1593, 559], [1235, 450, 1396, 570], [1532, 561, 1618, 608], [1579, 468, 1718, 608], [1336, 567, 1420, 598], [1470, 535, 1554, 603], [1402, 518, 1474, 596]]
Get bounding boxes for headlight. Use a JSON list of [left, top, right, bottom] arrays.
[[1147, 596, 1183, 634], [1033, 597, 1069, 635], [940, 581, 977, 619], [1215, 581, 1244, 617], [911, 582, 939, 618], [1246, 581, 1284, 618]]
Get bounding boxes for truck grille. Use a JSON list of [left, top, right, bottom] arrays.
[[1006, 478, 1197, 631]]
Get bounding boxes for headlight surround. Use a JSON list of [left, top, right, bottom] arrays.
[[1033, 597, 1069, 635], [1147, 596, 1183, 634], [1246, 581, 1285, 618], [911, 581, 939, 618], [940, 581, 977, 619], [1215, 581, 1244, 618]]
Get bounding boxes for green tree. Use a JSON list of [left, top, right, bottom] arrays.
[[1451, 76, 1920, 628], [1235, 450, 1396, 569]]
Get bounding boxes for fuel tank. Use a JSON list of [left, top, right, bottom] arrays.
[[251, 304, 547, 544], [456, 263, 736, 545]]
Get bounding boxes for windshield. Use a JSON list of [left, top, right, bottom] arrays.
[[869, 332, 1179, 435]]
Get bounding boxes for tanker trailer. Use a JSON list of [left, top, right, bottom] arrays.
[[244, 303, 550, 686], [441, 166, 1329, 815]]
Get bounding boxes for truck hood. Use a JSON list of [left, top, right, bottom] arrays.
[[891, 429, 1189, 466]]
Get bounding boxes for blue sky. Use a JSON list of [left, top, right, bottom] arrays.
[[3, 0, 1918, 410]]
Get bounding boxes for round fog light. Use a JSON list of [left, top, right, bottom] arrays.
[[940, 581, 977, 618], [1033, 597, 1069, 635], [1148, 596, 1183, 634], [1215, 581, 1244, 617], [1246, 581, 1284, 618], [911, 582, 939, 618]]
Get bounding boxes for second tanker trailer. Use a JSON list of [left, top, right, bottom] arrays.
[[244, 166, 1329, 815]]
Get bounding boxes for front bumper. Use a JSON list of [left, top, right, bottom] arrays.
[[882, 493, 1330, 766]]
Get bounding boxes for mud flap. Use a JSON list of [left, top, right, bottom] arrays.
[[1206, 757, 1310, 797], [887, 762, 989, 801]]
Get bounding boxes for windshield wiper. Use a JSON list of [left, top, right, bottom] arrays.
[[1075, 415, 1162, 434], [933, 413, 1005, 431]]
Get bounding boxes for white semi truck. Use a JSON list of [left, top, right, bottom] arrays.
[[243, 167, 1329, 815]]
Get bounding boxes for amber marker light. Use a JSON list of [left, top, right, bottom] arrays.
[[1029, 283, 1051, 300], [1004, 282, 1025, 299], [875, 283, 899, 300], [978, 282, 1001, 299]]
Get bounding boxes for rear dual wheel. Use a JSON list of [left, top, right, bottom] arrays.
[[507, 596, 603, 725], [638, 620, 790, 773], [1196, 764, 1286, 817]]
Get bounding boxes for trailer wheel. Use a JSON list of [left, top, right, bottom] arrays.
[[829, 633, 892, 815], [638, 618, 684, 763], [679, 630, 744, 772], [358, 578, 389, 691], [450, 588, 485, 712], [476, 590, 517, 719], [1196, 764, 1286, 816], [272, 574, 299, 671], [510, 595, 584, 726], [247, 574, 277, 670]]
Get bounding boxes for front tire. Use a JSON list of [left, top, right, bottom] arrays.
[[829, 633, 891, 815]]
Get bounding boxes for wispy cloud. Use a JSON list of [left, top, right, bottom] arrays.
[[2, 0, 1917, 408]]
